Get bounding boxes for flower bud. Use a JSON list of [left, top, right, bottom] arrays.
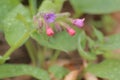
[[55, 22, 62, 32], [46, 27, 54, 36], [38, 19, 43, 28], [72, 18, 85, 28], [67, 28, 76, 36]]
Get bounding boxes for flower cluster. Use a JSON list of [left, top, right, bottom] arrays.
[[33, 12, 85, 36]]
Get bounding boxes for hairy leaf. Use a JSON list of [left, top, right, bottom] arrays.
[[87, 59, 120, 80], [38, 0, 65, 13], [3, 4, 32, 46], [49, 65, 69, 79], [0, 64, 50, 80], [100, 34, 120, 50], [0, 0, 19, 30], [77, 31, 96, 60], [32, 29, 81, 52], [70, 0, 120, 14]]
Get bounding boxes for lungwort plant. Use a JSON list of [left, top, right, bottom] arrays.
[[0, 0, 120, 80]]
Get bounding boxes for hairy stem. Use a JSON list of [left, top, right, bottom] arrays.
[[25, 39, 37, 66], [51, 50, 61, 63], [1, 30, 36, 64], [28, 0, 37, 16]]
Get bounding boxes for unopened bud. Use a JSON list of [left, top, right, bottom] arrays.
[[67, 28, 76, 36], [46, 27, 54, 36]]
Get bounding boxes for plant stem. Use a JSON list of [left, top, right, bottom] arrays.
[[25, 39, 37, 66], [28, 0, 37, 16], [51, 50, 61, 63], [3, 33, 29, 58], [2, 30, 36, 64], [37, 46, 45, 68]]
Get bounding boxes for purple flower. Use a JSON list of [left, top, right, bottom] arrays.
[[44, 12, 56, 23], [72, 18, 85, 28]]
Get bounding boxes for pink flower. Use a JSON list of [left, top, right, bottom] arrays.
[[72, 18, 85, 28], [46, 27, 54, 36], [67, 28, 76, 36], [34, 12, 85, 37]]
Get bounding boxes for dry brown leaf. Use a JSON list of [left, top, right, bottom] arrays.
[[4, 76, 32, 80], [84, 72, 98, 80], [64, 70, 79, 80], [50, 73, 57, 80]]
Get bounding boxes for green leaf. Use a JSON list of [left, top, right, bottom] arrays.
[[93, 27, 104, 42], [49, 65, 69, 80], [87, 59, 120, 80], [100, 33, 120, 50], [87, 37, 95, 49], [70, 0, 120, 14], [0, 56, 9, 64], [0, 64, 50, 80], [3, 4, 32, 46], [32, 29, 81, 52], [38, 0, 65, 13], [77, 31, 96, 60], [0, 0, 19, 30]]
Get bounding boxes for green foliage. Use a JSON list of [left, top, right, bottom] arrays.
[[87, 59, 120, 80], [3, 4, 32, 46], [0, 56, 9, 64], [0, 0, 19, 30], [32, 29, 81, 52], [1, 0, 120, 80], [49, 65, 69, 80], [93, 27, 104, 42], [0, 64, 50, 80], [77, 31, 96, 60], [101, 15, 115, 32], [100, 33, 120, 50], [38, 0, 65, 13], [70, 0, 120, 14]]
